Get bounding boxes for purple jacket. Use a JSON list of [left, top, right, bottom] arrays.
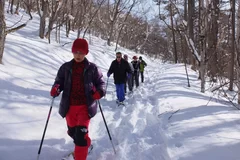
[[53, 58, 106, 118]]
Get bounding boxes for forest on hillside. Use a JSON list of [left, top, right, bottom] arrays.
[[1, 0, 240, 105]]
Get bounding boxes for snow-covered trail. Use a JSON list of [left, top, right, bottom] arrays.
[[86, 63, 172, 160], [2, 6, 240, 160], [144, 64, 240, 160]]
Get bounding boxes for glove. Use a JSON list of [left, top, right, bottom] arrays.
[[127, 73, 131, 79], [92, 91, 101, 100], [50, 84, 60, 97], [107, 72, 111, 77]]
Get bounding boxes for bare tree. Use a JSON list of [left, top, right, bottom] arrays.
[[107, 0, 121, 46], [207, 0, 220, 82], [10, 0, 14, 14], [66, 0, 74, 38], [37, 0, 49, 39], [0, 0, 28, 63], [134, 3, 153, 54], [188, 0, 196, 69], [72, 0, 92, 38], [198, 0, 209, 93], [229, 0, 235, 91], [83, 0, 106, 38], [14, 0, 20, 14], [115, 0, 138, 51], [0, 0, 6, 64], [237, 0, 240, 104], [23, 0, 34, 20], [169, 2, 178, 63], [45, 0, 63, 43]]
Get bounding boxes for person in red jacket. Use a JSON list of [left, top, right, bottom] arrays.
[[50, 38, 105, 160]]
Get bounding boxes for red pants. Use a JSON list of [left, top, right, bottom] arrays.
[[66, 105, 91, 160]]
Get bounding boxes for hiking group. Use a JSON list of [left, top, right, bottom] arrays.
[[107, 52, 147, 105], [49, 38, 147, 160]]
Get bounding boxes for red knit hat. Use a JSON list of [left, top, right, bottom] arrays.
[[72, 38, 89, 55], [133, 56, 138, 60]]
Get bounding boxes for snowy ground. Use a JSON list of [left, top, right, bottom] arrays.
[[1, 7, 240, 160]]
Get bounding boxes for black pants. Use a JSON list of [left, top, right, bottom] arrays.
[[124, 74, 133, 93], [132, 71, 139, 88], [140, 71, 144, 83]]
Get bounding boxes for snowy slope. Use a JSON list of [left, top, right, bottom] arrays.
[[1, 6, 240, 160]]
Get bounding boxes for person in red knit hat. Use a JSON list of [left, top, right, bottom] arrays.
[[50, 38, 105, 160]]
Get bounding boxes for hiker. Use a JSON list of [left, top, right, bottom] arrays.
[[107, 52, 132, 104], [123, 54, 134, 93], [50, 38, 105, 160], [131, 56, 140, 88], [139, 56, 147, 83]]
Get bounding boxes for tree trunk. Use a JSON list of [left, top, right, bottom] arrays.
[[45, 19, 54, 43], [0, 0, 6, 64], [58, 22, 60, 43], [107, 23, 114, 46], [188, 0, 196, 69], [237, 0, 240, 104], [170, 3, 178, 63], [10, 0, 14, 14], [14, 0, 20, 14], [229, 0, 235, 91], [115, 0, 136, 51], [207, 0, 219, 82], [39, 16, 46, 39], [26, 5, 33, 20], [179, 30, 190, 87], [107, 0, 121, 46], [199, 0, 208, 93], [38, 0, 48, 39], [77, 29, 81, 38], [83, 0, 105, 38]]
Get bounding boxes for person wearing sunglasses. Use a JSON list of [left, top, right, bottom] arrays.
[[107, 52, 132, 105], [50, 38, 105, 160]]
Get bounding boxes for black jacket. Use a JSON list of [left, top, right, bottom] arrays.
[[107, 58, 131, 84], [52, 58, 105, 118], [131, 61, 140, 72]]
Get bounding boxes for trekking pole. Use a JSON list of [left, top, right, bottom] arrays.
[[146, 69, 149, 77], [98, 100, 116, 154], [37, 97, 55, 160], [145, 69, 149, 82], [104, 77, 109, 98]]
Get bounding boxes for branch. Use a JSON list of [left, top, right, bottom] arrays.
[[168, 109, 180, 120], [211, 81, 230, 92], [158, 0, 201, 63], [51, 19, 68, 30], [220, 88, 240, 110], [6, 15, 24, 29], [5, 23, 27, 35], [62, 42, 72, 47]]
